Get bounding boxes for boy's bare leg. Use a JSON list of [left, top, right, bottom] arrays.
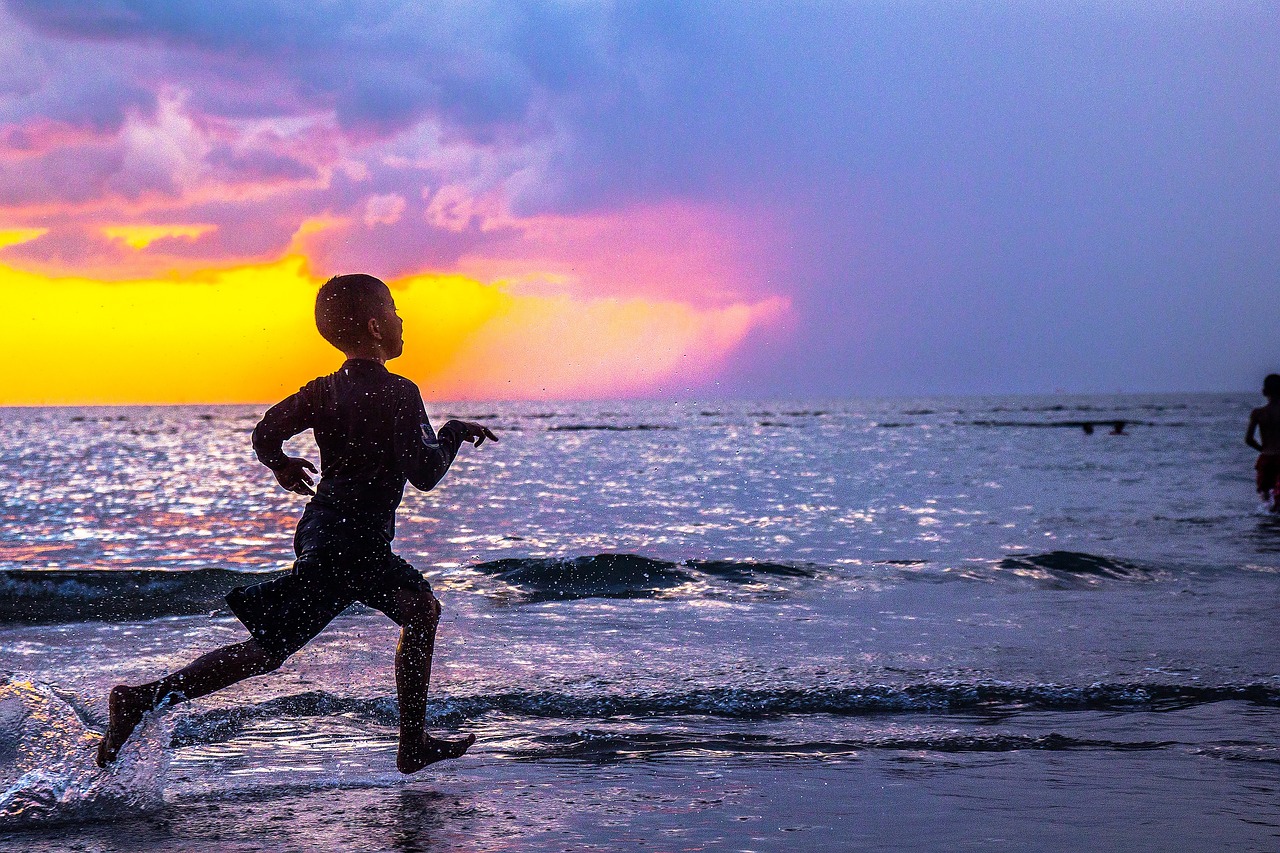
[[97, 638, 282, 767], [394, 591, 474, 773]]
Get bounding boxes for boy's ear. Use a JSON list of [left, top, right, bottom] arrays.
[[367, 316, 383, 341]]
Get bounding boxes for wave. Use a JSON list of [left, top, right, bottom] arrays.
[[998, 551, 1148, 579], [474, 554, 692, 601], [476, 551, 1153, 600], [0, 550, 1173, 625], [547, 424, 676, 432], [167, 681, 1280, 748], [473, 554, 820, 601], [685, 560, 817, 581], [0, 556, 822, 623], [499, 729, 1175, 762], [982, 403, 1188, 414], [965, 419, 1154, 428], [0, 568, 286, 625]]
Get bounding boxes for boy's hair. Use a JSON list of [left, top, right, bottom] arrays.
[[1265, 374, 1280, 398], [315, 274, 391, 351]]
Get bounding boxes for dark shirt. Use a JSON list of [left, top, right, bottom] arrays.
[[252, 359, 463, 538]]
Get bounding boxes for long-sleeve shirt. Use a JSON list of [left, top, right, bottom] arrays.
[[252, 358, 463, 538]]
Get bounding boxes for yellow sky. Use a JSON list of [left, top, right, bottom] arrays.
[[0, 240, 784, 405]]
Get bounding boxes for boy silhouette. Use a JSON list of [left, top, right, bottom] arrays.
[[1247, 373, 1280, 512], [97, 274, 496, 771]]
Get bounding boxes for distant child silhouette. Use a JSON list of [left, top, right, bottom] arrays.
[[97, 274, 496, 771], [1247, 373, 1280, 512]]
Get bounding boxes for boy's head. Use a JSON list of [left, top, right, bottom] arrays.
[[1264, 374, 1280, 400], [315, 274, 403, 359]]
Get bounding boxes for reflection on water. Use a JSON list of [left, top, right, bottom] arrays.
[[0, 394, 1269, 575], [1250, 515, 1280, 553], [2, 394, 1279, 850]]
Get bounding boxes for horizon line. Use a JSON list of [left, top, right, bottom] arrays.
[[0, 388, 1255, 410]]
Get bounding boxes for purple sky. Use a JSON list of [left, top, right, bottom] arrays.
[[2, 1, 1277, 397]]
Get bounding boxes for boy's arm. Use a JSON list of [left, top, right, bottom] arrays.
[[1246, 409, 1263, 452], [395, 392, 465, 492], [253, 385, 319, 494], [394, 390, 497, 491]]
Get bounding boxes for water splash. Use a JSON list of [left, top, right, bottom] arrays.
[[0, 675, 172, 828]]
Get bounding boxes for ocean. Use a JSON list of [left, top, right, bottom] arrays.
[[1, 394, 1277, 851]]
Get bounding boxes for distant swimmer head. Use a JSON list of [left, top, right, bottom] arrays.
[[315, 274, 403, 361], [1264, 373, 1280, 400]]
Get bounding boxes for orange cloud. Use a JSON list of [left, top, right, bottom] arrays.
[[433, 291, 790, 399]]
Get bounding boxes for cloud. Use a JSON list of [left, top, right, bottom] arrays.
[[362, 193, 406, 227], [451, 199, 783, 305], [4, 0, 613, 138], [0, 3, 157, 134], [424, 184, 484, 233], [0, 88, 334, 219], [101, 223, 215, 249]]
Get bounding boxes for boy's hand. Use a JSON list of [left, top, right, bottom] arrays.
[[450, 420, 498, 447], [273, 457, 318, 495]]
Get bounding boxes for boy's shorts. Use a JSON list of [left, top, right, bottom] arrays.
[[1257, 454, 1280, 495], [226, 504, 431, 660]]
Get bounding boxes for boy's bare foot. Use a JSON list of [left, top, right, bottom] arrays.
[[397, 733, 476, 774], [96, 685, 151, 768]]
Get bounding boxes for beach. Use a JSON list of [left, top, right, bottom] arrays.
[[2, 394, 1278, 850]]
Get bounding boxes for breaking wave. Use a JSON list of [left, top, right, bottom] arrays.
[[167, 681, 1280, 748]]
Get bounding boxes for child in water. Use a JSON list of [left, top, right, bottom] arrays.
[[1246, 373, 1280, 512], [97, 274, 496, 771]]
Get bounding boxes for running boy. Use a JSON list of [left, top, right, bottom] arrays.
[[1246, 373, 1280, 512], [97, 274, 496, 772]]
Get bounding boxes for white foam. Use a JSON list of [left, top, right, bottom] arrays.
[[0, 676, 172, 827]]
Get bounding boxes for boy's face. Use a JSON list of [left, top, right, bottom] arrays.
[[376, 293, 404, 359]]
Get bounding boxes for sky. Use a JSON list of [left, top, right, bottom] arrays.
[[1, 0, 1276, 404]]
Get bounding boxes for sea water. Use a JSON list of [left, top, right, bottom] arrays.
[[0, 394, 1277, 851]]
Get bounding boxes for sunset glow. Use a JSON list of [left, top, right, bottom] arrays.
[[0, 252, 786, 405]]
